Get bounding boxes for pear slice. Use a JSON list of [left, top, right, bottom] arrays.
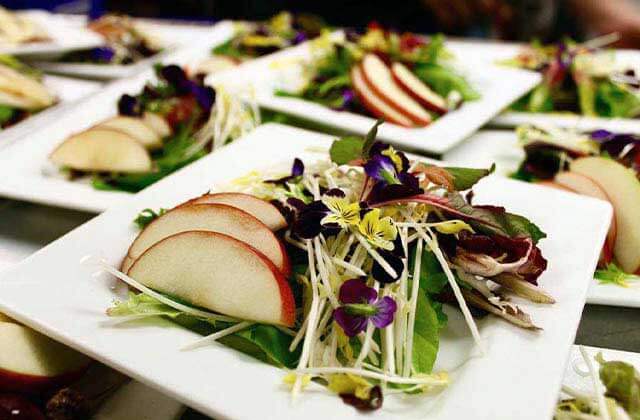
[[179, 192, 287, 231], [128, 231, 296, 327], [0, 64, 54, 109], [571, 157, 640, 273], [123, 203, 290, 276], [95, 116, 162, 150], [50, 128, 152, 173]]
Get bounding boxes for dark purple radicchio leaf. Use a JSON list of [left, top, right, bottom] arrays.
[[160, 65, 192, 94], [339, 385, 383, 411], [590, 130, 640, 171]]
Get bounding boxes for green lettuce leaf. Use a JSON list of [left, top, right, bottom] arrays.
[[595, 80, 640, 118], [598, 355, 640, 419], [0, 105, 15, 126], [595, 263, 640, 287], [443, 164, 495, 190], [330, 136, 364, 165], [413, 63, 480, 101], [133, 208, 167, 229], [411, 291, 440, 374]]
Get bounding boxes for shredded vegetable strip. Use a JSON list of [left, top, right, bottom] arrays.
[[579, 346, 611, 420], [294, 367, 449, 386], [404, 238, 423, 376], [181, 321, 253, 351]]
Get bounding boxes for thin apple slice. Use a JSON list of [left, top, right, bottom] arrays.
[[351, 66, 413, 127], [178, 192, 287, 231], [95, 116, 162, 150], [0, 65, 55, 109], [128, 231, 296, 327], [0, 322, 91, 394], [0, 313, 14, 323], [555, 171, 617, 264], [360, 54, 431, 126], [142, 112, 172, 139], [571, 157, 640, 273], [50, 129, 152, 173], [391, 62, 448, 115], [123, 203, 290, 276]]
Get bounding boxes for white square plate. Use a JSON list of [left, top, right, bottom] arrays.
[[0, 123, 611, 420], [0, 10, 103, 57], [0, 75, 102, 149], [209, 38, 540, 154], [444, 129, 640, 308], [563, 345, 640, 394], [0, 23, 234, 213], [31, 19, 233, 80]]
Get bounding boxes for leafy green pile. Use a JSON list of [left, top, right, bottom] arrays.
[[506, 38, 640, 117]]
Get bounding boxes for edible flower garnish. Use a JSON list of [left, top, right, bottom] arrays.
[[265, 158, 305, 185], [320, 193, 361, 228], [333, 279, 397, 337], [357, 209, 397, 251]]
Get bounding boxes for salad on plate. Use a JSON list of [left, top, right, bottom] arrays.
[[0, 6, 49, 46], [276, 23, 480, 128], [58, 15, 163, 66], [503, 35, 640, 118], [0, 55, 55, 130], [556, 347, 640, 420], [49, 63, 257, 192], [91, 123, 553, 410], [514, 124, 640, 286], [195, 12, 327, 75]]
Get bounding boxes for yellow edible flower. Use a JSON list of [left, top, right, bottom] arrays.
[[358, 208, 397, 251], [327, 374, 373, 400], [431, 220, 474, 235], [321, 196, 361, 228], [381, 146, 404, 172], [283, 373, 311, 390]]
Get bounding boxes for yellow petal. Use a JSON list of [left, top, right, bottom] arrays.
[[327, 374, 372, 399], [431, 220, 474, 235], [283, 373, 311, 390]]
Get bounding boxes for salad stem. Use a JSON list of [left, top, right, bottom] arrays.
[[354, 282, 380, 368], [354, 232, 398, 279], [181, 321, 253, 351], [294, 367, 449, 386], [404, 238, 423, 377], [579, 346, 611, 420]]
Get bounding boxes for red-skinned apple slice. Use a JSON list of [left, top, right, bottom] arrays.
[[128, 231, 296, 327], [571, 157, 640, 273], [351, 66, 413, 127], [178, 192, 287, 231], [0, 322, 91, 394], [391, 62, 448, 115], [554, 171, 617, 264], [122, 203, 290, 276], [50, 129, 152, 173], [360, 54, 431, 126], [96, 116, 162, 150]]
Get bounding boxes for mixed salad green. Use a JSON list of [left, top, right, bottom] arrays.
[[278, 23, 479, 119], [0, 55, 55, 129], [212, 11, 327, 60], [504, 36, 640, 118], [96, 123, 552, 410], [556, 348, 640, 420]]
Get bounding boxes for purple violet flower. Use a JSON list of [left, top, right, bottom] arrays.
[[293, 31, 307, 44], [265, 158, 305, 185], [333, 279, 397, 337], [91, 47, 115, 63], [364, 155, 400, 185]]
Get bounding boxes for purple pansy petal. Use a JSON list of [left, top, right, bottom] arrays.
[[91, 47, 115, 62], [324, 188, 345, 198], [293, 31, 307, 44], [339, 279, 377, 304], [590, 129, 613, 141], [160, 65, 191, 94], [364, 155, 396, 182], [334, 308, 368, 337], [292, 200, 329, 239], [291, 158, 305, 177], [370, 296, 397, 329], [371, 251, 404, 284], [117, 94, 141, 116], [191, 85, 216, 112]]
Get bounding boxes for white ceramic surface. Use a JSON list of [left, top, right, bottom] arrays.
[[0, 123, 611, 420]]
